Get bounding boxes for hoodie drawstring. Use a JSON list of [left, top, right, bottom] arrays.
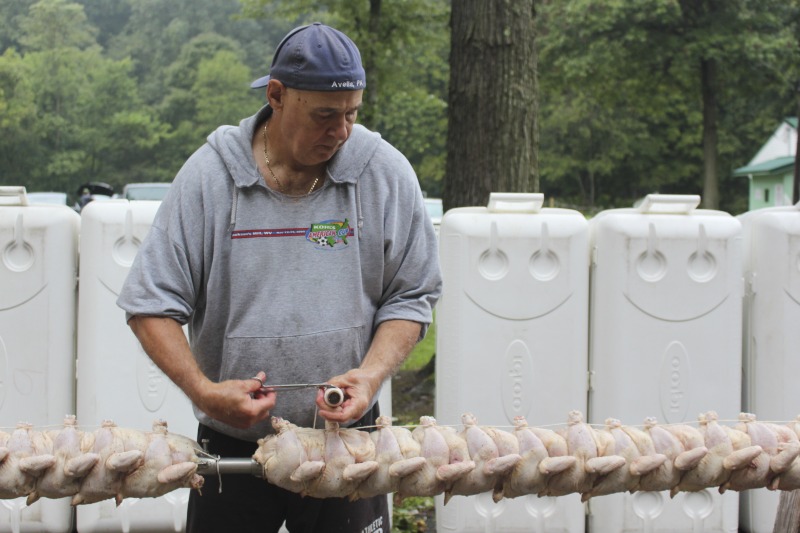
[[356, 180, 364, 230], [230, 186, 239, 230]]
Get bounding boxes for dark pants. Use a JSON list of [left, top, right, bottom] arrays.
[[186, 407, 389, 533]]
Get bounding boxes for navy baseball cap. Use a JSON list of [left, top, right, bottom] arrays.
[[251, 22, 366, 91]]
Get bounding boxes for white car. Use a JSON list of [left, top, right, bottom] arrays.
[[26, 192, 68, 205], [424, 198, 442, 225], [424, 197, 443, 238], [122, 183, 171, 201]]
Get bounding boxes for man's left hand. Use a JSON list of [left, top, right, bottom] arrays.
[[315, 368, 381, 423]]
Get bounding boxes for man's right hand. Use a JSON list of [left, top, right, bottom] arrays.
[[195, 371, 275, 429], [128, 316, 275, 430]]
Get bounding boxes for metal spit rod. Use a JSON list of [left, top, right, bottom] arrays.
[[197, 457, 264, 478]]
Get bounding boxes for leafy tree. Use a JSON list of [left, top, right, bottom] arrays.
[[0, 49, 39, 185], [539, 0, 798, 212], [159, 33, 249, 127], [19, 0, 98, 51], [158, 34, 263, 163], [108, 0, 279, 104], [194, 50, 260, 131], [0, 0, 37, 52]]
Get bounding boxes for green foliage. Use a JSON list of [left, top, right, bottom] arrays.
[[0, 0, 797, 214], [538, 0, 800, 213], [392, 496, 434, 533], [19, 0, 97, 51], [402, 315, 435, 372]]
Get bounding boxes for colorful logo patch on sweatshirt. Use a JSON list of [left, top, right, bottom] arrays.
[[230, 219, 354, 250], [307, 219, 353, 248]]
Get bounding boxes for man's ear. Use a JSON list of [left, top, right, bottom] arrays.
[[266, 80, 286, 109]]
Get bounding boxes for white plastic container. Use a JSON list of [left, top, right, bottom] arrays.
[[436, 193, 589, 533], [75, 200, 196, 533], [0, 186, 80, 532], [737, 202, 800, 533], [587, 194, 743, 532]]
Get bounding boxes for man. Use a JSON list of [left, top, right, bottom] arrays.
[[117, 22, 441, 533]]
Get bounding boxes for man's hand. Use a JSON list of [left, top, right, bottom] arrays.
[[316, 319, 421, 423], [315, 368, 382, 423], [128, 316, 276, 430], [195, 370, 276, 430]]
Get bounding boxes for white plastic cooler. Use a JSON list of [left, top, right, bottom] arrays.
[[75, 200, 195, 533], [587, 194, 743, 532], [0, 186, 80, 532], [436, 193, 589, 533], [737, 202, 800, 533]]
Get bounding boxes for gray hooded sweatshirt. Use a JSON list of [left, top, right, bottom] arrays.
[[117, 106, 442, 441]]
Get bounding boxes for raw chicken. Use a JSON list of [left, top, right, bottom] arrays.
[[351, 416, 425, 500], [72, 420, 144, 505], [397, 417, 474, 499], [254, 418, 379, 499], [636, 417, 703, 492], [255, 417, 321, 494], [116, 420, 204, 503], [502, 416, 576, 499], [0, 423, 54, 499], [543, 411, 626, 498], [302, 420, 378, 498], [4, 410, 800, 504], [445, 414, 521, 503], [28, 416, 100, 504], [673, 411, 761, 495], [584, 418, 666, 499], [770, 416, 800, 491]]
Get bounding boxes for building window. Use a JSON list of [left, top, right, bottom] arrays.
[[765, 188, 770, 202]]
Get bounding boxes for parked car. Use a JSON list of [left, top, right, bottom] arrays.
[[75, 181, 114, 211], [424, 198, 443, 238], [26, 192, 68, 205], [424, 198, 443, 225], [122, 182, 171, 201]]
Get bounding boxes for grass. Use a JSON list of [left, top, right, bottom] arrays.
[[392, 496, 435, 533], [402, 314, 436, 371], [392, 316, 437, 532]]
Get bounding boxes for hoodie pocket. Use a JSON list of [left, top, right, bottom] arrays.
[[221, 326, 364, 429]]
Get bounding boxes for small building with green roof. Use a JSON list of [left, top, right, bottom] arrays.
[[733, 117, 796, 210]]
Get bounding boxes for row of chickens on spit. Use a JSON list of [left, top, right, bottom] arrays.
[[1, 410, 800, 506]]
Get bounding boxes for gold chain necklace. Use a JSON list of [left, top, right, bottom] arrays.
[[262, 122, 319, 196]]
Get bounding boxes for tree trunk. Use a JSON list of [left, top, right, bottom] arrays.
[[774, 490, 800, 532], [701, 57, 719, 209], [444, 0, 538, 211]]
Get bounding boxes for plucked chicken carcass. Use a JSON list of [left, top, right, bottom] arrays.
[[638, 417, 706, 492], [0, 423, 55, 499], [28, 416, 100, 504], [541, 411, 626, 498], [770, 416, 800, 490], [255, 417, 379, 499], [9, 410, 800, 505], [672, 411, 762, 495], [444, 413, 521, 503], [116, 419, 204, 503], [71, 420, 145, 505], [254, 416, 321, 495], [730, 413, 800, 492], [304, 420, 378, 498], [501, 416, 576, 499], [350, 416, 426, 500], [582, 418, 666, 500], [397, 416, 475, 498]]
